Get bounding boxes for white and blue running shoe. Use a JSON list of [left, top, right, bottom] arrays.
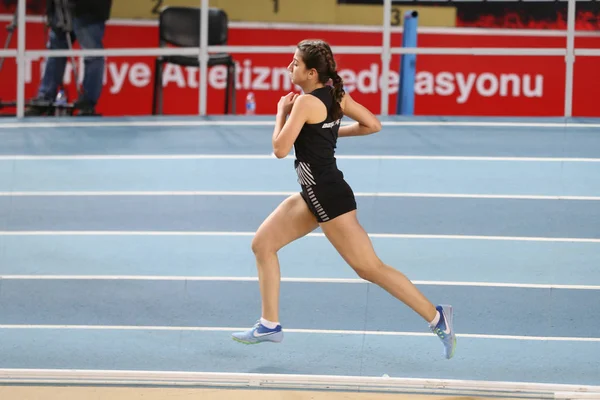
[[232, 320, 284, 344], [431, 305, 456, 359]]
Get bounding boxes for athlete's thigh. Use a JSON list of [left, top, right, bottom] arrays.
[[319, 210, 379, 268], [253, 193, 319, 252]]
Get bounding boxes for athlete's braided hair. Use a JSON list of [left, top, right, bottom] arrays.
[[297, 39, 345, 120]]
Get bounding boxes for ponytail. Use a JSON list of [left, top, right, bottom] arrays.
[[330, 71, 345, 120]]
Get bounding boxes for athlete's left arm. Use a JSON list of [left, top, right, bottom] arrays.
[[272, 94, 312, 159], [338, 93, 382, 137]]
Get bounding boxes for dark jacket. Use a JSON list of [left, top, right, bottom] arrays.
[[47, 0, 113, 22]]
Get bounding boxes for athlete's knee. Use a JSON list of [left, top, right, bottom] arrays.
[[251, 234, 277, 259], [250, 235, 265, 256], [352, 257, 384, 282]]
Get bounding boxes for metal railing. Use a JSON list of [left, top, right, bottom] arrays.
[[6, 0, 599, 118]]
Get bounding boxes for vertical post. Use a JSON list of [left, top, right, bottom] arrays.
[[381, 0, 391, 116], [397, 11, 418, 115], [16, 0, 26, 118], [199, 0, 209, 116], [564, 0, 575, 118]]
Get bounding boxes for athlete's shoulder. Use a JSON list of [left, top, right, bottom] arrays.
[[295, 93, 323, 107], [289, 93, 323, 115]]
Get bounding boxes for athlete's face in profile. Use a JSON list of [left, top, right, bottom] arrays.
[[288, 49, 313, 86]]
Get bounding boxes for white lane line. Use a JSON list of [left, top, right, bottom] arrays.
[[1, 275, 598, 290], [1, 154, 600, 161], [1, 231, 599, 243], [0, 324, 598, 342], [0, 191, 598, 200]]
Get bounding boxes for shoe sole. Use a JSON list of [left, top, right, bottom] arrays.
[[232, 336, 262, 345], [448, 336, 457, 359], [231, 334, 283, 345], [441, 305, 456, 359]]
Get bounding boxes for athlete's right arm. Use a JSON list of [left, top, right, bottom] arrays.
[[338, 93, 382, 137]]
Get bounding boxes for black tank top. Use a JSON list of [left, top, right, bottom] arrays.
[[293, 86, 344, 186]]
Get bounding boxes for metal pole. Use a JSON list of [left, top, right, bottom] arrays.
[[397, 11, 418, 115], [16, 0, 26, 118], [564, 0, 576, 118], [381, 0, 391, 116], [199, 0, 209, 116]]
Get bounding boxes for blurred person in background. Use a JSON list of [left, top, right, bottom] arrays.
[[26, 0, 113, 116]]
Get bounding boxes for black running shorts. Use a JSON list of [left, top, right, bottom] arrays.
[[299, 180, 357, 223]]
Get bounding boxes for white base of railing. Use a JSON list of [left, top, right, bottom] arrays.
[[0, 369, 599, 399]]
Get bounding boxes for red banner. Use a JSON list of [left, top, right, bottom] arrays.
[[0, 18, 598, 117]]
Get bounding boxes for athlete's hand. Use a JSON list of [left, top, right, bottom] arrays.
[[277, 92, 299, 116]]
